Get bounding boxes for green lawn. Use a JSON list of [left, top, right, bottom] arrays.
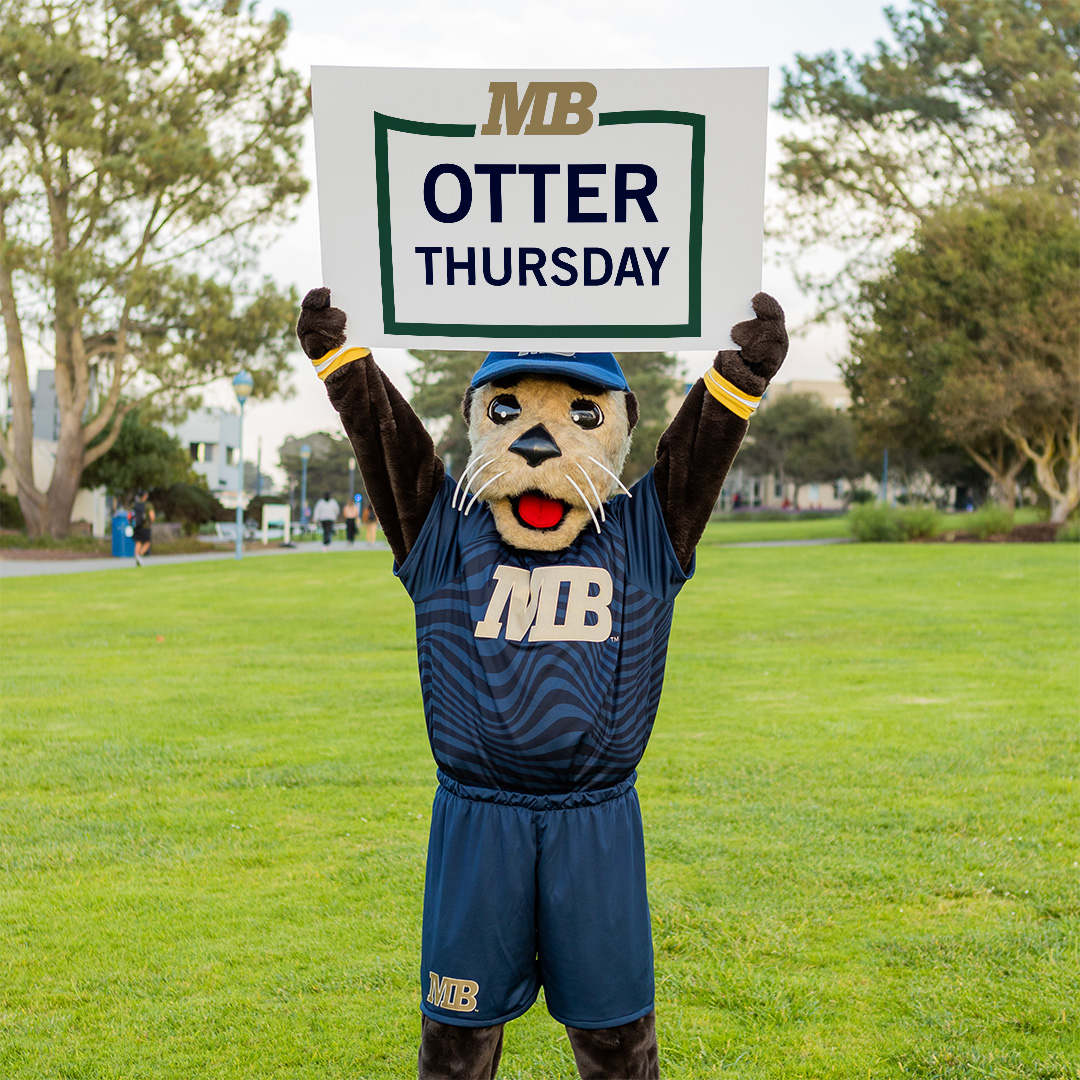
[[2, 544, 1077, 1079]]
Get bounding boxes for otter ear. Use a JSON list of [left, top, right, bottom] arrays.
[[624, 391, 639, 432], [462, 385, 476, 426]]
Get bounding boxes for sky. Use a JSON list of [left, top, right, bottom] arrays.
[[209, 0, 910, 484]]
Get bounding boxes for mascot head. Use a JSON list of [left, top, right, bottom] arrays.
[[458, 352, 640, 551]]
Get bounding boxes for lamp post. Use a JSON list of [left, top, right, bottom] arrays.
[[348, 457, 355, 502], [232, 370, 254, 560], [299, 443, 312, 534]]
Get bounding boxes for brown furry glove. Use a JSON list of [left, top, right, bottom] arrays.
[[296, 287, 347, 360], [715, 291, 788, 397]]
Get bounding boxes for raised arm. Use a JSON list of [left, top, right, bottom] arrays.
[[652, 293, 788, 569], [296, 288, 444, 565]]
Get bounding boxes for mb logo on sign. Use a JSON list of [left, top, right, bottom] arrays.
[[481, 82, 597, 136], [312, 67, 768, 350]]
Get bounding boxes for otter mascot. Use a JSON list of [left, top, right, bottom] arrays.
[[297, 289, 787, 1079]]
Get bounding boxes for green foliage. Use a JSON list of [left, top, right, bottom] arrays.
[[849, 501, 902, 542], [846, 190, 1079, 519], [278, 432, 359, 510], [774, 0, 1079, 303], [966, 502, 1015, 540], [149, 482, 229, 534], [739, 393, 864, 505], [0, 491, 25, 530], [896, 504, 941, 540], [407, 350, 682, 484], [0, 0, 308, 536], [80, 408, 194, 500], [848, 487, 875, 504], [1056, 518, 1079, 542], [1, 545, 1076, 1076]]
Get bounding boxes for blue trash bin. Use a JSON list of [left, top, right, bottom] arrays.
[[112, 510, 135, 557]]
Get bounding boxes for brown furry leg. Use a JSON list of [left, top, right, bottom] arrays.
[[565, 1010, 659, 1080], [418, 1015, 504, 1079]]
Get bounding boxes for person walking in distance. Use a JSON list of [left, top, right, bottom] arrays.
[[360, 500, 378, 544], [311, 491, 340, 550], [132, 491, 154, 566], [343, 495, 360, 545]]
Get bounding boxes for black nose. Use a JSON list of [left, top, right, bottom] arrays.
[[509, 425, 562, 467]]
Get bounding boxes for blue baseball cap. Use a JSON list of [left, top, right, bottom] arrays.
[[470, 351, 629, 392]]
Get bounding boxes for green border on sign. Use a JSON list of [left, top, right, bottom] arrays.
[[373, 109, 705, 338]]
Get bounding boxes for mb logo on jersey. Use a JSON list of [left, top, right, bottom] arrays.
[[427, 972, 480, 1013], [475, 565, 613, 643]]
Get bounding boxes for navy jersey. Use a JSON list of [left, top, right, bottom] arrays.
[[396, 470, 693, 795]]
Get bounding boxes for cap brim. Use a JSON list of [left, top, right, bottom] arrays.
[[471, 357, 627, 391]]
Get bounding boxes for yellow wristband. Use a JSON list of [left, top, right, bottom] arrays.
[[703, 367, 762, 420], [312, 346, 371, 381]]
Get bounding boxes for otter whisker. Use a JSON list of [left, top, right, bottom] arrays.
[[464, 471, 507, 516], [565, 474, 601, 535], [453, 457, 494, 510], [587, 456, 632, 498], [575, 463, 606, 522]]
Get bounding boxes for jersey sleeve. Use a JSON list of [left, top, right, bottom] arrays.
[[616, 469, 695, 603], [394, 474, 467, 603]]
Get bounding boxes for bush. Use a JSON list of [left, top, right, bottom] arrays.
[[848, 501, 901, 542], [0, 492, 26, 531], [848, 488, 875, 504], [967, 502, 1014, 539], [1056, 518, 1079, 543], [150, 483, 230, 535], [896, 505, 941, 540]]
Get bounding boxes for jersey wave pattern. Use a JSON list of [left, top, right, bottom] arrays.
[[397, 470, 692, 795]]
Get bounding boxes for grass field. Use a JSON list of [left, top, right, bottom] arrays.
[[2, 540, 1077, 1079]]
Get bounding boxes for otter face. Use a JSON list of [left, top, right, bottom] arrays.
[[460, 376, 633, 551]]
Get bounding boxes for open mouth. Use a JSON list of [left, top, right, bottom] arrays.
[[511, 491, 569, 530]]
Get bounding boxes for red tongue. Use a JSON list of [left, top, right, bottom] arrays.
[[518, 492, 565, 529]]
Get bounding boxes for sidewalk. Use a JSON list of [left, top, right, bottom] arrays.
[[0, 537, 851, 578], [0, 540, 390, 578]]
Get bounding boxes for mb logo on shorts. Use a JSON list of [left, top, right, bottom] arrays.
[[475, 565, 614, 643], [427, 971, 480, 1012]]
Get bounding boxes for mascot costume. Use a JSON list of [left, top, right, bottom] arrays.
[[297, 288, 787, 1079]]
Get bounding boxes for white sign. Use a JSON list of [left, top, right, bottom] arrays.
[[311, 67, 769, 351]]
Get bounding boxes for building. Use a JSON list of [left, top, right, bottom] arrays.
[[163, 408, 244, 507]]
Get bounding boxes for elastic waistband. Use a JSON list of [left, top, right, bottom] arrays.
[[436, 770, 636, 811]]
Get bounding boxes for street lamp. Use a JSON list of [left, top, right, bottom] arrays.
[[299, 443, 312, 534], [348, 457, 355, 502], [232, 370, 253, 560]]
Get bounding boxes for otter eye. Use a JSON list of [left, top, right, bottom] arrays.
[[487, 394, 521, 424], [570, 400, 603, 429]]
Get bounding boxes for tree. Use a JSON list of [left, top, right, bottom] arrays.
[[737, 393, 863, 507], [80, 406, 193, 500], [0, 0, 308, 537], [774, 0, 1078, 307], [407, 350, 682, 485], [846, 191, 1079, 521], [279, 432, 360, 511]]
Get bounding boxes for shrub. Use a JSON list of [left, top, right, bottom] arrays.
[[1056, 518, 1079, 543], [150, 483, 230, 535], [896, 505, 941, 540], [967, 502, 1014, 539], [848, 501, 901, 542], [0, 492, 26, 531], [848, 488, 875, 504]]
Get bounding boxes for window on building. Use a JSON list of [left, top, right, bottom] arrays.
[[225, 446, 239, 466], [774, 482, 783, 498], [204, 443, 216, 463], [189, 442, 205, 462]]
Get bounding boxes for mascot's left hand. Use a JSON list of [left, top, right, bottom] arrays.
[[716, 292, 788, 398]]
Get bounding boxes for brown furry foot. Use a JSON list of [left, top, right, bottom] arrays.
[[418, 1015, 504, 1079], [565, 1011, 659, 1079]]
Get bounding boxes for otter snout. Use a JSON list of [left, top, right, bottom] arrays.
[[509, 425, 562, 467]]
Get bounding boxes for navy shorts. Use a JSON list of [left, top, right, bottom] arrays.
[[420, 771, 654, 1030]]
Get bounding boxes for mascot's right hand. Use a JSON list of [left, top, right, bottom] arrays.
[[296, 287, 347, 361]]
